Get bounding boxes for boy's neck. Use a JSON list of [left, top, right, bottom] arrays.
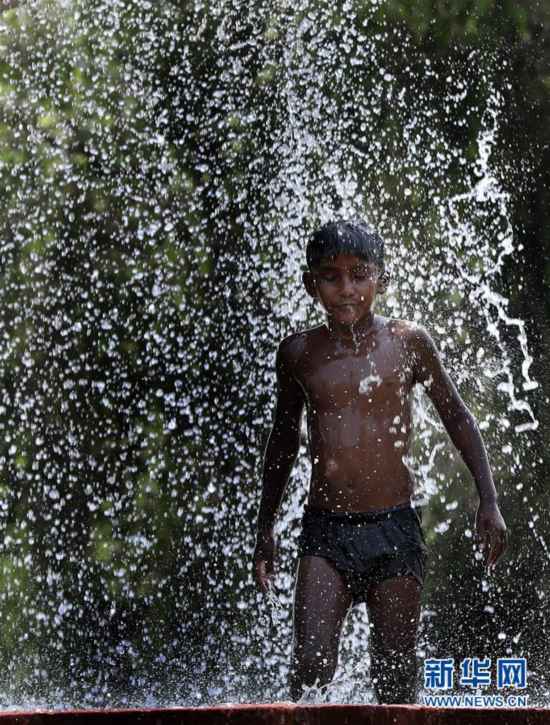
[[326, 312, 378, 342]]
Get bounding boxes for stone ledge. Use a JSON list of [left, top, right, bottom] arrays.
[[0, 704, 549, 725]]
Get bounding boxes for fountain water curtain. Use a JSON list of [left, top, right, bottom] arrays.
[[0, 0, 541, 710]]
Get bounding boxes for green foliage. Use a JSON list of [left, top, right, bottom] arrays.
[[0, 0, 547, 705]]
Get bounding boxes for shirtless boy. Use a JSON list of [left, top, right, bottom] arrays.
[[253, 219, 507, 704]]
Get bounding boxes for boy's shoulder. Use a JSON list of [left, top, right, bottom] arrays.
[[278, 324, 325, 364], [384, 317, 438, 364], [384, 316, 431, 343], [280, 324, 325, 345]]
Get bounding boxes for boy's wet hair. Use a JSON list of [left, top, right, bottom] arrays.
[[306, 220, 385, 271]]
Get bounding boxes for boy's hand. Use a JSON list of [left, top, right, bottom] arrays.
[[253, 530, 277, 593], [475, 501, 508, 573]]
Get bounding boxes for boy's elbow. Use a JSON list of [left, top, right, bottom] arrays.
[[282, 428, 302, 459], [269, 423, 302, 457], [445, 406, 476, 435]]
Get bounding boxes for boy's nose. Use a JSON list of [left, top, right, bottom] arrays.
[[340, 276, 354, 296]]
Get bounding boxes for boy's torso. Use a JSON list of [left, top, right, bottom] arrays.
[[283, 315, 419, 513]]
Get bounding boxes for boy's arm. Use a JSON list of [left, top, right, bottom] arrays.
[[254, 339, 305, 591], [409, 325, 508, 571]]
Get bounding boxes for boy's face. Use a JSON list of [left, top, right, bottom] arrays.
[[304, 253, 386, 327]]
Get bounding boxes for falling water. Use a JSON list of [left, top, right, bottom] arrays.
[[0, 0, 542, 710]]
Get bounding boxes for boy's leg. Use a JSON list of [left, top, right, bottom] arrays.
[[289, 555, 352, 702], [366, 575, 422, 704]]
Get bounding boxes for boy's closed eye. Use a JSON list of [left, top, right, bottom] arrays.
[[318, 272, 338, 282], [317, 266, 376, 283]]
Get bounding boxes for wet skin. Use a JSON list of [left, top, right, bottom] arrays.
[[253, 253, 508, 702]]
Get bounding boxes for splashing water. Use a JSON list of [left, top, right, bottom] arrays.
[[0, 0, 543, 710]]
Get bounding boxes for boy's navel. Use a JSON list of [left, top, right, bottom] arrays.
[[325, 458, 338, 475]]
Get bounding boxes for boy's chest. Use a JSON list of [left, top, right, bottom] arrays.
[[297, 339, 413, 411]]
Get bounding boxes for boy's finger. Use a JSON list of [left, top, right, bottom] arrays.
[[486, 531, 506, 572], [264, 562, 274, 589], [255, 560, 267, 591], [255, 560, 273, 593], [486, 531, 497, 564], [475, 522, 487, 544], [487, 550, 499, 573], [261, 574, 273, 594], [495, 532, 507, 563], [476, 530, 488, 552], [489, 552, 501, 572]]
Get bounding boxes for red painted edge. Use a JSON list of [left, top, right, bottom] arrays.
[[0, 704, 548, 725]]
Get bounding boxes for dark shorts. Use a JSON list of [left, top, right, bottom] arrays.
[[297, 502, 428, 604]]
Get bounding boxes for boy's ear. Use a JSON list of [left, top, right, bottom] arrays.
[[377, 269, 390, 294], [302, 270, 317, 299]]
